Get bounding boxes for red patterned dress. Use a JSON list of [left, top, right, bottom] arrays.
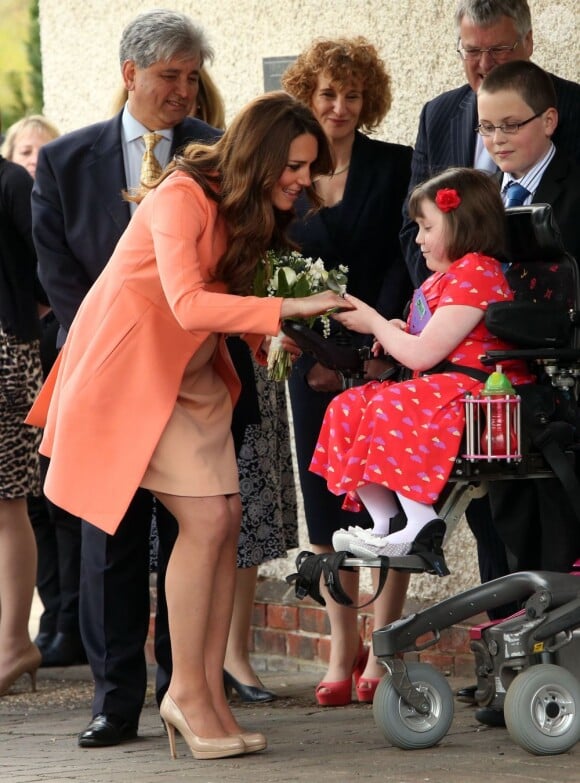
[[309, 253, 535, 511]]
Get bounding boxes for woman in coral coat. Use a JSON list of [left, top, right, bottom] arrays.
[[27, 92, 348, 761]]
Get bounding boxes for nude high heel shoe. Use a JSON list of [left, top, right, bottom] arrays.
[[0, 643, 42, 697], [159, 693, 245, 760], [238, 730, 267, 754]]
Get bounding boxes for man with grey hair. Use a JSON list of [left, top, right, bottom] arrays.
[[32, 9, 221, 748], [398, 0, 580, 727]]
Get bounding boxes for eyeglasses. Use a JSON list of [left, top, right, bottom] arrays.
[[475, 112, 544, 137], [457, 39, 519, 62]]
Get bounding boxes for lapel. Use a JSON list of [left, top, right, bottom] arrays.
[[339, 132, 376, 233], [312, 132, 376, 263], [86, 112, 131, 233], [534, 150, 567, 206], [450, 88, 477, 167], [171, 122, 194, 156]]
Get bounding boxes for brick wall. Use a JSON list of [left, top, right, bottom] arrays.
[[147, 575, 482, 679]]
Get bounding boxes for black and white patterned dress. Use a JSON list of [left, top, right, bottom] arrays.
[[236, 361, 298, 568]]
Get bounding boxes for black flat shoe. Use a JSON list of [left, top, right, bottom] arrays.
[[475, 707, 506, 728], [41, 631, 87, 667], [78, 713, 138, 747], [456, 684, 478, 705], [223, 670, 277, 703]]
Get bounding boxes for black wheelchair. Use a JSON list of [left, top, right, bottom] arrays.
[[285, 204, 580, 756]]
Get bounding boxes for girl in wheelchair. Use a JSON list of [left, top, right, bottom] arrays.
[[309, 167, 535, 558]]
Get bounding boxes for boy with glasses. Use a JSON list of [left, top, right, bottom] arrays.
[[477, 60, 580, 262], [401, 0, 580, 287], [467, 60, 580, 727]]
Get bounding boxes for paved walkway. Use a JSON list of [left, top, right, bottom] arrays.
[[1, 658, 579, 783]]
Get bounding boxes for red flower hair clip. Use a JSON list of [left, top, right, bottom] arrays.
[[435, 188, 461, 212]]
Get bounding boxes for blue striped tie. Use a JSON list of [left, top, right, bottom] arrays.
[[505, 181, 530, 207]]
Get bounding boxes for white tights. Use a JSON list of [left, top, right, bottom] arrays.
[[356, 484, 436, 542]]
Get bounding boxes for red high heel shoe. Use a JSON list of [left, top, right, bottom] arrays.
[[355, 676, 383, 704], [315, 641, 369, 707]]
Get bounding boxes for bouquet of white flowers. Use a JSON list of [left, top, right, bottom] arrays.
[[254, 249, 348, 381]]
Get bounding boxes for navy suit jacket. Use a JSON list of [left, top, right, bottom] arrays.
[[499, 148, 580, 263], [400, 72, 580, 285], [32, 111, 220, 343]]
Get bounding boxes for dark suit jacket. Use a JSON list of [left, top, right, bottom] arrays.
[[400, 72, 580, 286], [290, 131, 413, 331], [533, 149, 580, 263], [32, 111, 220, 343]]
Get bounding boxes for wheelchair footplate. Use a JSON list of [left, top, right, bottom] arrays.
[[286, 544, 449, 610]]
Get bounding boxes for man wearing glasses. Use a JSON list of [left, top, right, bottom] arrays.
[[400, 0, 580, 287], [398, 0, 580, 726]]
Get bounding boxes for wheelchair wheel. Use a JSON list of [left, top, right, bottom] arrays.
[[504, 664, 580, 755], [372, 662, 454, 749]]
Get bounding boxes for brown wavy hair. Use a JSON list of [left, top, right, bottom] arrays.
[[157, 91, 332, 294], [281, 37, 392, 133], [409, 168, 507, 262]]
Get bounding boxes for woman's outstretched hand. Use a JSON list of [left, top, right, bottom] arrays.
[[280, 290, 353, 320], [331, 293, 381, 335]]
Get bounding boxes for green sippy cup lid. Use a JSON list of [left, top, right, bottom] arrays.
[[482, 364, 515, 395]]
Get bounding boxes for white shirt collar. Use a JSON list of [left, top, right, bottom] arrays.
[[500, 143, 556, 196], [121, 104, 173, 145]]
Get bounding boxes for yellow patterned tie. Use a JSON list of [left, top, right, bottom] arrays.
[[140, 132, 163, 185]]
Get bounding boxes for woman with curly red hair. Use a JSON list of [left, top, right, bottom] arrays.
[[282, 37, 413, 707]]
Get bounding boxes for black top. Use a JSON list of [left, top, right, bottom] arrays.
[[0, 155, 45, 341], [289, 130, 413, 366]]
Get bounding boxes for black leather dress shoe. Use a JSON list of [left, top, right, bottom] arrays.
[[475, 707, 506, 727], [455, 684, 478, 704], [78, 714, 138, 747], [41, 632, 87, 667]]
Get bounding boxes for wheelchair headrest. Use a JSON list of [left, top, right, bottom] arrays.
[[506, 203, 566, 264]]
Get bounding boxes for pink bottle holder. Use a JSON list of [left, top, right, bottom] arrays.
[[462, 392, 522, 462]]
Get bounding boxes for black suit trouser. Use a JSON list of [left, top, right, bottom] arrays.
[[488, 477, 580, 573], [80, 490, 177, 724]]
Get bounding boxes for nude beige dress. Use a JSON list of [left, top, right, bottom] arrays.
[[140, 333, 238, 497]]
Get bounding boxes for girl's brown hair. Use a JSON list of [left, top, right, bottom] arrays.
[[159, 91, 332, 294], [409, 168, 507, 262], [282, 37, 392, 133]]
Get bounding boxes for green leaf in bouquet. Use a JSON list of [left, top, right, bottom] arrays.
[[293, 275, 311, 298], [326, 270, 348, 296], [277, 268, 292, 297]]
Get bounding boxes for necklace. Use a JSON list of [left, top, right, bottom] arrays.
[[315, 163, 350, 182], [331, 163, 350, 176]]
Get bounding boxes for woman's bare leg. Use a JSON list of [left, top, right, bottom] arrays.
[[224, 564, 262, 686], [360, 569, 410, 682], [155, 491, 242, 738], [313, 544, 361, 690], [0, 498, 37, 675]]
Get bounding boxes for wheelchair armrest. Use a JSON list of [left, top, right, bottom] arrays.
[[482, 347, 580, 365], [281, 320, 370, 373]]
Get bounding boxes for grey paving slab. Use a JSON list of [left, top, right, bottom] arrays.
[[0, 665, 579, 783]]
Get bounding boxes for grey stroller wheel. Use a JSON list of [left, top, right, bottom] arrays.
[[372, 662, 454, 749], [504, 663, 580, 755]]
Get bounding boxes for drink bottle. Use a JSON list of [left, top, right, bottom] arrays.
[[480, 364, 518, 457]]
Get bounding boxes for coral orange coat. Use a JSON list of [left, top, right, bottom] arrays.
[[27, 172, 282, 534]]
